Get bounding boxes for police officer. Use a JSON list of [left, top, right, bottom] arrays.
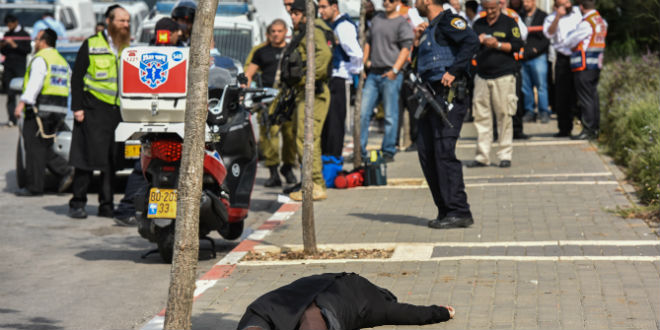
[[413, 0, 479, 229], [14, 28, 73, 196], [68, 5, 130, 219]]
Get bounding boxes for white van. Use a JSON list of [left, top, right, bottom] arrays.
[[0, 0, 95, 41]]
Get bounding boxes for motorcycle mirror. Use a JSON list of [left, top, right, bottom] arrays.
[[237, 73, 248, 86]]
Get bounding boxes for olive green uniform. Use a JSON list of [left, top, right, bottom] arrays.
[[292, 18, 332, 186]]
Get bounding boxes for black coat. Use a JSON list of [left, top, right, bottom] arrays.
[[237, 273, 450, 330], [520, 8, 550, 60], [0, 26, 31, 84], [69, 34, 122, 170]]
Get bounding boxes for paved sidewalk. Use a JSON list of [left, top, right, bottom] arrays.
[[158, 119, 659, 329]]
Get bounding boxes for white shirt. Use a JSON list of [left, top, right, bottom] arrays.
[[331, 13, 364, 79], [563, 9, 607, 51], [407, 7, 425, 27], [543, 6, 583, 55], [105, 30, 119, 56], [20, 56, 47, 105]]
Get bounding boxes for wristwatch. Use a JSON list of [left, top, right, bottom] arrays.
[[497, 42, 502, 50], [392, 67, 399, 75]]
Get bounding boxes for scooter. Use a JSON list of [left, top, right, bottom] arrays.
[[116, 47, 277, 262]]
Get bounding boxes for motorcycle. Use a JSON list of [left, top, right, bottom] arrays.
[[116, 47, 277, 262]]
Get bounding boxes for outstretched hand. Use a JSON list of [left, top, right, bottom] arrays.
[[444, 305, 455, 319]]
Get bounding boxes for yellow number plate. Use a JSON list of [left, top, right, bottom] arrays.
[[124, 144, 141, 159], [147, 188, 177, 219]]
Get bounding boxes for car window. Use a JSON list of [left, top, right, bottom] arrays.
[[61, 8, 77, 30], [0, 7, 51, 27]]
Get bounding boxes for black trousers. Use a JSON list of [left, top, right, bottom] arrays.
[[397, 79, 418, 145], [3, 65, 25, 125], [513, 70, 525, 135], [115, 160, 147, 217], [416, 94, 472, 219], [573, 69, 601, 133], [22, 112, 68, 193], [554, 54, 577, 134], [321, 77, 348, 157], [69, 167, 114, 211]]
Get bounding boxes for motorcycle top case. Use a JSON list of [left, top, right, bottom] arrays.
[[120, 46, 188, 123]]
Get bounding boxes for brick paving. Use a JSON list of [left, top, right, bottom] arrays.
[[186, 120, 660, 330]]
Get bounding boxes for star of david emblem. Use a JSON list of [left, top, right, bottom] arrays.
[[139, 53, 169, 89]]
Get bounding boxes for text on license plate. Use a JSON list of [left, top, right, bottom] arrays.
[[147, 188, 177, 219], [124, 144, 141, 159]]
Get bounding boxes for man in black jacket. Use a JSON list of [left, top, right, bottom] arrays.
[[1, 15, 31, 126], [238, 273, 455, 330], [520, 0, 550, 123]]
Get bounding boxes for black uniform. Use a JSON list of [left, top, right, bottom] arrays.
[[414, 12, 478, 222], [1, 26, 31, 125]]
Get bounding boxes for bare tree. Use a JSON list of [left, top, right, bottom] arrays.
[[302, 0, 318, 255], [163, 0, 218, 328], [353, 0, 368, 168]]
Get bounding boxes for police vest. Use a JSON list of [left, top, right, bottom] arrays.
[[329, 14, 357, 70], [84, 32, 120, 106], [23, 47, 69, 114], [570, 11, 607, 72], [416, 15, 456, 83]]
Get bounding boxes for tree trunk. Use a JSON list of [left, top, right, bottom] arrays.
[[163, 0, 218, 329], [353, 0, 368, 168], [302, 0, 317, 255]]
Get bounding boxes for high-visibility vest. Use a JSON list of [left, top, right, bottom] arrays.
[[23, 47, 69, 113], [570, 11, 607, 72], [84, 32, 120, 106]]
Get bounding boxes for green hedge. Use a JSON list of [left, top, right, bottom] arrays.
[[599, 54, 660, 209]]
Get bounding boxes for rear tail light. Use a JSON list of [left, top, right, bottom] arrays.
[[151, 140, 182, 163]]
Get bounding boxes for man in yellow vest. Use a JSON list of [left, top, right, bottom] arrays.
[[14, 28, 73, 197], [68, 5, 130, 219]]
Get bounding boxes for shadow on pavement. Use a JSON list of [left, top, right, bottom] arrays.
[[192, 312, 239, 330], [0, 313, 64, 330], [349, 213, 428, 226]]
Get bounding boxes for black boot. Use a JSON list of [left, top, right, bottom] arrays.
[[264, 166, 282, 187], [280, 164, 297, 184]]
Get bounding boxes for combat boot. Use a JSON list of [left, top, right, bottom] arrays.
[[264, 166, 282, 187], [280, 164, 297, 184], [289, 183, 327, 201]]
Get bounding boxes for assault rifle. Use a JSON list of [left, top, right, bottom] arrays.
[[403, 71, 454, 128]]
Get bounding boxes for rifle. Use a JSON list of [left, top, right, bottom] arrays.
[[403, 70, 454, 128]]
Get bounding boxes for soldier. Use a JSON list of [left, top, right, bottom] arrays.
[[413, 0, 479, 229]]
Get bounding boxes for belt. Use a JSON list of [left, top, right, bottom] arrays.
[[369, 67, 391, 75]]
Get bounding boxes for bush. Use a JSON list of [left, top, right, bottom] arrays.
[[599, 54, 660, 209]]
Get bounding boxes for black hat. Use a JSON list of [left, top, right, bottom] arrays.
[[290, 0, 306, 12], [104, 4, 124, 19], [155, 17, 181, 32]]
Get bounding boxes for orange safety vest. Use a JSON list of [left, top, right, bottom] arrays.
[[570, 11, 607, 72]]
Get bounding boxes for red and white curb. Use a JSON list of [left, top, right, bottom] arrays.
[[140, 202, 300, 330]]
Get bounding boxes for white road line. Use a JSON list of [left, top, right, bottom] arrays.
[[356, 181, 619, 190], [391, 245, 434, 260], [247, 230, 271, 241], [457, 140, 589, 148], [464, 172, 614, 179], [141, 316, 164, 330], [193, 279, 218, 298], [268, 211, 295, 221]]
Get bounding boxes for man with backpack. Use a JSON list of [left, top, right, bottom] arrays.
[[281, 0, 333, 201]]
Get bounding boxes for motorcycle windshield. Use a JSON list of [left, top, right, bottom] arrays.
[[208, 67, 233, 91]]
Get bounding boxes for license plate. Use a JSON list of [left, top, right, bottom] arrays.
[[124, 143, 141, 159], [147, 188, 177, 219]]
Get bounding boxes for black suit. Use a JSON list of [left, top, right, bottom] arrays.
[[1, 26, 31, 125], [238, 273, 450, 330]]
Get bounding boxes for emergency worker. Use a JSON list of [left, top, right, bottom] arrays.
[[68, 5, 130, 219], [284, 0, 332, 201], [14, 29, 73, 196], [412, 0, 478, 229], [244, 19, 297, 187], [171, 0, 196, 45], [564, 0, 606, 140]]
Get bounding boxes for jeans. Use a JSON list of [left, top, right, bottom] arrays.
[[521, 53, 549, 115], [359, 72, 403, 157]]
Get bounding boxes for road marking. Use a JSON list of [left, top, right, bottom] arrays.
[[356, 181, 619, 190], [247, 229, 271, 241], [464, 172, 614, 179], [456, 140, 589, 148], [391, 244, 434, 260]]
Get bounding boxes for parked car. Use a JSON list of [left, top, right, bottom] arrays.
[[0, 0, 95, 41]]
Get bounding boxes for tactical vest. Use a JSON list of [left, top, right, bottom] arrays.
[[329, 14, 357, 70], [570, 11, 607, 72], [84, 32, 120, 106], [416, 15, 456, 83], [23, 47, 69, 113]]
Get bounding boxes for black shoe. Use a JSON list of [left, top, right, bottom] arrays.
[[283, 182, 301, 194], [466, 160, 488, 168], [383, 153, 395, 163], [499, 160, 511, 168], [571, 130, 595, 140], [68, 207, 88, 219], [513, 132, 530, 140], [553, 131, 571, 137], [15, 188, 42, 197], [57, 167, 75, 193], [114, 214, 137, 226], [428, 216, 474, 229], [264, 166, 282, 187], [98, 207, 114, 218], [522, 112, 536, 123], [539, 112, 550, 124], [405, 143, 417, 152], [280, 164, 297, 184]]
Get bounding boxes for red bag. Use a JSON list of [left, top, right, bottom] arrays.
[[334, 168, 365, 189]]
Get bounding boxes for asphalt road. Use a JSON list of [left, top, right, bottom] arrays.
[[0, 95, 283, 329]]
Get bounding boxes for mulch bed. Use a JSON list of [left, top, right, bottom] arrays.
[[244, 248, 394, 261]]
